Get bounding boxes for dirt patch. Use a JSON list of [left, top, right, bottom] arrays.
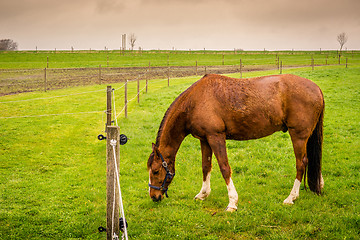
[[0, 65, 278, 96]]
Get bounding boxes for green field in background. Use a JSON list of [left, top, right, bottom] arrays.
[[1, 50, 359, 69]]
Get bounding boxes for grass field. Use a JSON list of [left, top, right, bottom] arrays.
[[0, 55, 359, 239], [1, 50, 359, 69]]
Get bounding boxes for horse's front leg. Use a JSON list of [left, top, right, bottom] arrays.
[[195, 140, 213, 200], [207, 134, 238, 212]]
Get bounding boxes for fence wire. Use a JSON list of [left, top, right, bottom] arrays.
[[0, 64, 280, 96]]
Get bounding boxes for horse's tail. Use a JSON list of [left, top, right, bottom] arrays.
[[306, 106, 324, 195]]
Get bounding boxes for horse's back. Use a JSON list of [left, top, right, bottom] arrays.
[[193, 73, 323, 114], [184, 74, 323, 141]]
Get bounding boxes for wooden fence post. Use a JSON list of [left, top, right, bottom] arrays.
[[346, 58, 348, 68], [47, 56, 49, 68], [280, 61, 283, 74], [277, 56, 280, 70], [106, 125, 120, 240], [146, 61, 150, 93], [137, 78, 140, 103], [44, 68, 47, 92], [167, 66, 170, 87], [107, 86, 112, 126], [240, 59, 242, 79], [195, 61, 198, 75], [312, 56, 314, 71], [146, 78, 148, 93], [99, 65, 102, 84], [125, 80, 128, 118], [167, 55, 170, 86]]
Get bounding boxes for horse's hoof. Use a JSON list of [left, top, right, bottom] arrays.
[[283, 198, 294, 205], [194, 195, 205, 201], [194, 192, 208, 200], [225, 206, 237, 212]]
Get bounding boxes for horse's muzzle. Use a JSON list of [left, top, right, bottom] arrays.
[[151, 195, 163, 202]]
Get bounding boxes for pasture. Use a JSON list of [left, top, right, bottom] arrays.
[[1, 50, 359, 69], [0, 53, 359, 239]]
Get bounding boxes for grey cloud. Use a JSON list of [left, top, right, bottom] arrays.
[[95, 0, 126, 14], [1, 0, 359, 50]]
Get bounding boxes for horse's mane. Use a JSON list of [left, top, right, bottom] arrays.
[[155, 91, 186, 147], [155, 75, 207, 146], [155, 104, 174, 147]]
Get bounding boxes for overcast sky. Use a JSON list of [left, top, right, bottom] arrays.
[[1, 0, 359, 50]]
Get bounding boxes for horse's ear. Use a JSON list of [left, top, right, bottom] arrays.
[[152, 143, 160, 156]]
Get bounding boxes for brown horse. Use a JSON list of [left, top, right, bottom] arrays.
[[147, 73, 324, 212]]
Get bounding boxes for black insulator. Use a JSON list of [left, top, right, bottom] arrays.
[[119, 217, 128, 231], [98, 134, 106, 141], [119, 134, 128, 145]]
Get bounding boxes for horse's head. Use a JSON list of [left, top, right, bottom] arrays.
[[147, 143, 175, 202]]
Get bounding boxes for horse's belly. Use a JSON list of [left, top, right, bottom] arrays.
[[226, 129, 277, 141], [224, 117, 285, 141]]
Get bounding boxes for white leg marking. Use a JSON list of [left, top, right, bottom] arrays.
[[226, 178, 238, 212], [194, 173, 211, 200], [320, 173, 324, 189], [283, 179, 301, 205]]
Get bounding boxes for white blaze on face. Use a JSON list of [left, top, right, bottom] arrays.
[[148, 170, 152, 195]]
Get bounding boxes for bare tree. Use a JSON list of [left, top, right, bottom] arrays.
[[129, 33, 137, 51], [0, 39, 18, 51], [337, 32, 348, 54]]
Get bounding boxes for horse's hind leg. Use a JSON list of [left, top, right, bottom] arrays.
[[284, 131, 309, 205], [195, 140, 213, 200]]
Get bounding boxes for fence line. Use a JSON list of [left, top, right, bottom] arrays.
[[1, 59, 350, 119], [0, 88, 105, 104], [0, 75, 178, 119], [0, 110, 105, 119], [115, 83, 148, 120], [3, 56, 338, 96]]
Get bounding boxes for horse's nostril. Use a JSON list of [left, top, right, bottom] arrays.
[[152, 195, 162, 202]]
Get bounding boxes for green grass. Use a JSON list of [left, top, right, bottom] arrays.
[[0, 65, 359, 239], [1, 50, 359, 69]]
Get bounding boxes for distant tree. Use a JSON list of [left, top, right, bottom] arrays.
[[337, 32, 348, 54], [0, 39, 18, 51], [129, 33, 137, 51]]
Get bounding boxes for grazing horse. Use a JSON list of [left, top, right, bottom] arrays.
[[147, 74, 324, 212]]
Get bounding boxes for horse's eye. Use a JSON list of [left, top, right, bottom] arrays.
[[153, 170, 159, 175]]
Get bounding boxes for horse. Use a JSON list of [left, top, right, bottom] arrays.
[[147, 73, 324, 212]]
